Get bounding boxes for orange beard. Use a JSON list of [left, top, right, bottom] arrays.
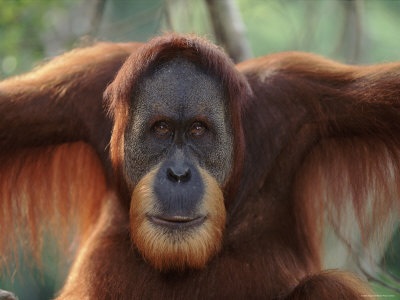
[[129, 166, 226, 271]]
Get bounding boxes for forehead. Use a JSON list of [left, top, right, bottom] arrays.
[[134, 58, 226, 118]]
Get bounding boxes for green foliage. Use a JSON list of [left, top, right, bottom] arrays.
[[0, 0, 71, 77], [237, 0, 400, 64], [0, 0, 399, 298]]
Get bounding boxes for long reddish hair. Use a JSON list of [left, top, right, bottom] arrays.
[[105, 33, 252, 207]]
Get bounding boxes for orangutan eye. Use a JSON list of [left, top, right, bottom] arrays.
[[189, 122, 207, 137], [153, 121, 171, 136]]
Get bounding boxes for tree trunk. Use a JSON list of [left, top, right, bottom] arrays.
[[205, 0, 252, 63]]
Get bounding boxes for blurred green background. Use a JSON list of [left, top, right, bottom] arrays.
[[0, 0, 399, 299]]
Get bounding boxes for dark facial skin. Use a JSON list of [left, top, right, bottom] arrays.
[[124, 58, 233, 219]]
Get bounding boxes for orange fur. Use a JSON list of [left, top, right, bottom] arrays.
[[1, 34, 400, 299], [130, 166, 226, 271], [286, 270, 373, 299], [0, 142, 107, 267], [57, 192, 124, 300], [0, 41, 139, 269], [296, 137, 400, 263], [105, 33, 250, 208], [0, 42, 140, 104]]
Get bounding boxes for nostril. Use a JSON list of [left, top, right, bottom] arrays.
[[180, 168, 191, 182], [167, 167, 178, 182], [167, 167, 191, 183]]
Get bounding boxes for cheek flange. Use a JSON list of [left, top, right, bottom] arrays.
[[129, 165, 226, 271]]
